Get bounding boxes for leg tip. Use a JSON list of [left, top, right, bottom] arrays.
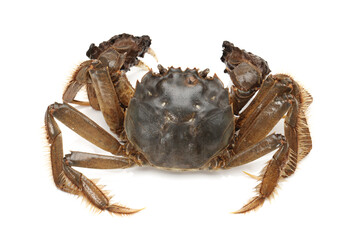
[[232, 196, 266, 214], [107, 204, 145, 216]]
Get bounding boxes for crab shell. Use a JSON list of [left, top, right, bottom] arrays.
[[124, 67, 235, 170]]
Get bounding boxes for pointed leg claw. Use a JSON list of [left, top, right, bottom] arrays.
[[243, 171, 261, 181], [232, 196, 266, 214], [107, 204, 145, 215]]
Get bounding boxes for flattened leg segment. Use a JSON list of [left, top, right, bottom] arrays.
[[63, 60, 93, 104], [65, 151, 134, 169], [89, 67, 125, 135], [49, 102, 121, 154], [234, 93, 292, 152], [45, 103, 142, 215], [224, 133, 285, 168], [45, 106, 80, 194]]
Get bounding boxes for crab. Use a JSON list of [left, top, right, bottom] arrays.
[[45, 33, 312, 215]]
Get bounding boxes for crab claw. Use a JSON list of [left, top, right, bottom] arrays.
[[86, 33, 152, 71], [147, 47, 158, 62], [136, 60, 151, 71], [221, 41, 270, 92]]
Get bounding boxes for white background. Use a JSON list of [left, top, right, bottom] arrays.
[[1, 0, 359, 239]]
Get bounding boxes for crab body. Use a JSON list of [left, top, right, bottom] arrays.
[[125, 68, 234, 170], [45, 33, 312, 215]]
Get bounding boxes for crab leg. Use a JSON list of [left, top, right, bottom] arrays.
[[63, 34, 151, 109], [63, 60, 93, 105], [225, 73, 312, 213], [45, 103, 142, 215], [64, 51, 130, 136], [235, 76, 281, 128], [48, 102, 121, 154], [61, 162, 141, 215], [224, 133, 285, 168], [64, 151, 134, 169], [111, 71, 135, 107], [235, 76, 292, 137], [62, 59, 101, 109], [235, 93, 292, 153], [63, 33, 152, 130], [232, 142, 290, 214], [45, 105, 79, 195], [86, 82, 101, 110], [89, 66, 125, 135]]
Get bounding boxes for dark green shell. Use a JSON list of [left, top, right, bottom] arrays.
[[124, 67, 234, 170]]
